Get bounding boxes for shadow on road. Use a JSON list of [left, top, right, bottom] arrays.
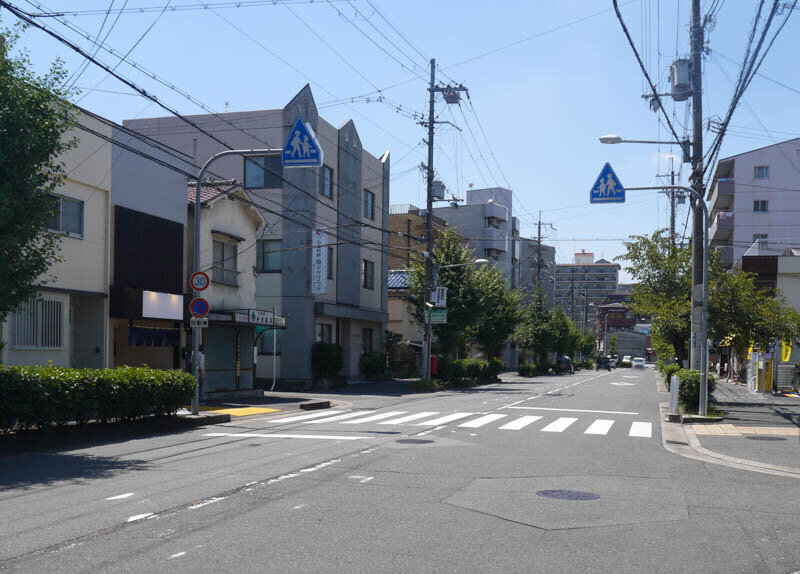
[[0, 452, 149, 490]]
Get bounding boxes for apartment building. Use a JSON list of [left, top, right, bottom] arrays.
[[518, 237, 556, 306], [707, 138, 800, 268], [388, 204, 452, 270], [555, 251, 620, 332]]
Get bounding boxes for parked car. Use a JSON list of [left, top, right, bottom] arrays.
[[556, 355, 575, 375], [622, 355, 632, 364], [609, 356, 617, 369], [596, 356, 611, 371], [632, 357, 646, 369]]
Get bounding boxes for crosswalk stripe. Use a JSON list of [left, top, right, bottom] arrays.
[[379, 412, 440, 425], [306, 412, 373, 424], [415, 413, 474, 426], [584, 419, 615, 435], [269, 410, 345, 423], [498, 415, 542, 430], [458, 414, 507, 428], [341, 411, 407, 424], [629, 421, 652, 438], [540, 417, 578, 433]]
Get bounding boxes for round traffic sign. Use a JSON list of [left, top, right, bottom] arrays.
[[189, 297, 210, 318], [190, 271, 210, 292]]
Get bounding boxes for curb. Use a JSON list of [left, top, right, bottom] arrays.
[[659, 402, 800, 479], [0, 412, 232, 457]]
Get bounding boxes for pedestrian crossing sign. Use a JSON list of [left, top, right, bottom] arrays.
[[590, 162, 625, 203], [282, 117, 323, 168]]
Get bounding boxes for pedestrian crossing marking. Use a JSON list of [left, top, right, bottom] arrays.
[[629, 421, 652, 438], [379, 412, 440, 425], [415, 413, 475, 426], [342, 411, 407, 424], [584, 419, 615, 435], [540, 417, 579, 433], [458, 414, 507, 428], [307, 411, 374, 424], [498, 415, 542, 430], [269, 410, 345, 423]]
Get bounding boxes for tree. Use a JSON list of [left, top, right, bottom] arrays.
[[549, 307, 579, 357], [0, 24, 76, 322], [577, 329, 596, 361], [609, 335, 617, 358], [467, 264, 521, 360], [514, 288, 553, 365]]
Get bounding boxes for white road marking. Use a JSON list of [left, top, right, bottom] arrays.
[[267, 410, 345, 423], [342, 411, 407, 424], [379, 412, 440, 425], [415, 413, 475, 426], [629, 422, 653, 438], [584, 419, 615, 435], [203, 432, 369, 441], [501, 371, 613, 409], [127, 513, 154, 522], [610, 382, 635, 386], [498, 415, 542, 430], [169, 552, 186, 559], [105, 492, 135, 501], [189, 497, 225, 509], [292, 504, 306, 510], [306, 411, 373, 423], [540, 417, 578, 433], [458, 414, 507, 428], [360, 476, 374, 483], [623, 376, 639, 379], [507, 406, 639, 415]]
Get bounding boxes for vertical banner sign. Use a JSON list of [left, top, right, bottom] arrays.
[[311, 228, 327, 295]]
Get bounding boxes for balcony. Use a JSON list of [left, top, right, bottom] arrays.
[[709, 211, 734, 245], [483, 202, 508, 221], [483, 227, 508, 251], [708, 179, 734, 212], [212, 266, 240, 287], [715, 245, 734, 268]]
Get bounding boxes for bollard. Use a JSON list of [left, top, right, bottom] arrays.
[[669, 374, 680, 421]]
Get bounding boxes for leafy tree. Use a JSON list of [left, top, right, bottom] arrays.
[[609, 335, 618, 357], [514, 288, 553, 364], [0, 24, 76, 322], [467, 264, 521, 360], [549, 307, 579, 357]]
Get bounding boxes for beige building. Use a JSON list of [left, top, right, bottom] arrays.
[[1, 112, 111, 369]]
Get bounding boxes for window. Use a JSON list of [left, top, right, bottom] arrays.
[[12, 299, 62, 349], [327, 246, 334, 279], [317, 323, 333, 343], [485, 217, 501, 229], [363, 189, 375, 220], [47, 194, 84, 238], [753, 233, 768, 249], [362, 259, 374, 290], [754, 165, 769, 179], [753, 200, 768, 212], [321, 165, 334, 199], [212, 240, 239, 286], [244, 155, 283, 189], [258, 329, 282, 355], [256, 239, 281, 272], [362, 328, 374, 353]]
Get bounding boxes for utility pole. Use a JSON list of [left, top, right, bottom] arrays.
[[689, 0, 705, 371], [670, 170, 676, 245], [421, 59, 467, 382], [535, 212, 543, 291], [570, 267, 576, 323]]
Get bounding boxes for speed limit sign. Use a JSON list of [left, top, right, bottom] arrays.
[[190, 271, 210, 292]]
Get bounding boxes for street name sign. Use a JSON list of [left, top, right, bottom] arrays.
[[425, 309, 447, 324], [190, 271, 210, 292], [590, 162, 625, 204], [189, 297, 210, 318], [282, 117, 323, 168]]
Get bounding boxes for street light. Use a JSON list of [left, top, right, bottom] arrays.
[[599, 134, 691, 162]]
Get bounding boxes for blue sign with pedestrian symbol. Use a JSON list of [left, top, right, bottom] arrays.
[[282, 117, 323, 168], [590, 162, 625, 204]]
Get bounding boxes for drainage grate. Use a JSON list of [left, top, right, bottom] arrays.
[[536, 489, 600, 501], [744, 435, 787, 441], [396, 439, 434, 444]]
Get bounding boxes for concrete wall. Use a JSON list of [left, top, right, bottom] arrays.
[[777, 257, 800, 311]]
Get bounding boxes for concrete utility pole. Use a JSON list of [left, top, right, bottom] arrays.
[[689, 0, 705, 371], [670, 170, 677, 245], [421, 59, 467, 382]]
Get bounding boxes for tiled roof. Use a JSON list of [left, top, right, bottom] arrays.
[[187, 179, 239, 205], [388, 269, 410, 289]]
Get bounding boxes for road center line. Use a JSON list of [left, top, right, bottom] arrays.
[[501, 372, 613, 409], [106, 492, 135, 501], [507, 406, 639, 415]]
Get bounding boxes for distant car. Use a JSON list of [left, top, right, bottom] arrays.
[[596, 356, 611, 371], [632, 357, 646, 369], [622, 355, 632, 364], [609, 356, 617, 368], [556, 355, 575, 375]]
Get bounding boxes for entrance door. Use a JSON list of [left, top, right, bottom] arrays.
[[205, 326, 236, 393]]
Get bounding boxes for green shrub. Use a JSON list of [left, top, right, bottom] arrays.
[[359, 352, 386, 378], [0, 365, 196, 432], [406, 379, 440, 392], [517, 363, 535, 377], [311, 342, 344, 378], [662, 364, 681, 389], [488, 357, 505, 377], [677, 369, 717, 413], [436, 357, 494, 385]]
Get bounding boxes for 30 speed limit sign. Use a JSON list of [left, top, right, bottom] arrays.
[[190, 271, 210, 292]]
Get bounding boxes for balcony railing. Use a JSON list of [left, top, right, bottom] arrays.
[[212, 266, 240, 287]]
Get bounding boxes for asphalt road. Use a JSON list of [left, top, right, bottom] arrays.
[[2, 368, 800, 573]]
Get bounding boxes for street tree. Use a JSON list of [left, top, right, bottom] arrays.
[[609, 335, 618, 358], [467, 264, 521, 360], [549, 306, 579, 357], [0, 24, 76, 323], [514, 288, 553, 365]]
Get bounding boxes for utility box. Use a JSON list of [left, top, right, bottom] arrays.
[[432, 180, 446, 200], [670, 59, 691, 101]]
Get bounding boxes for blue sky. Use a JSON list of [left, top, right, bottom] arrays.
[[6, 0, 800, 281]]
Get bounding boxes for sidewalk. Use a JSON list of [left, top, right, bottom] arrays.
[[688, 380, 800, 471]]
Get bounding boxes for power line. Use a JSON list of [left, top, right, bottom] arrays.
[[27, 0, 340, 16]]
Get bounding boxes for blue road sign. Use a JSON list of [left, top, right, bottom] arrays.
[[590, 162, 625, 204], [189, 297, 210, 318], [282, 117, 323, 168]]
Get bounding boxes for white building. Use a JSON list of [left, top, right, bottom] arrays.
[[707, 138, 800, 268]]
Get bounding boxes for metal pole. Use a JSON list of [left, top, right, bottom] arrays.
[[271, 306, 277, 392], [628, 185, 709, 415], [191, 148, 277, 415], [670, 171, 676, 245], [422, 58, 436, 382]]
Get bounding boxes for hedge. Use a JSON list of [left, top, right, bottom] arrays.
[[517, 363, 551, 377], [359, 352, 386, 378], [437, 356, 499, 386], [662, 364, 681, 388], [677, 368, 717, 412], [311, 342, 344, 378], [0, 365, 196, 432]]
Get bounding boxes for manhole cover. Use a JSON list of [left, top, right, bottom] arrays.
[[396, 439, 434, 444], [744, 435, 787, 441], [536, 489, 600, 501]]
